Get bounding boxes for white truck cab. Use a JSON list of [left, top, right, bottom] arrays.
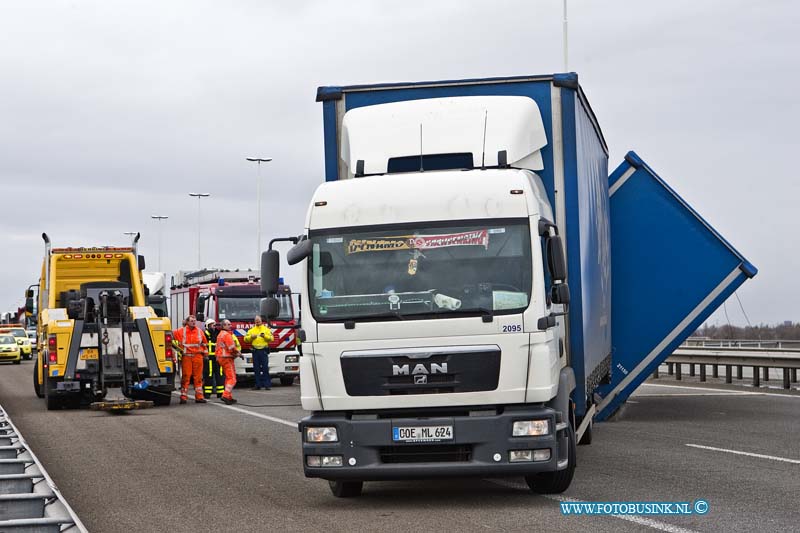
[[263, 95, 577, 497]]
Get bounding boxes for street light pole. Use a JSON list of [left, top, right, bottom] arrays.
[[150, 215, 168, 272], [246, 157, 272, 269], [188, 193, 210, 269]]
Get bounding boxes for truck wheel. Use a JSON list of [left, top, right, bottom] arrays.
[[149, 389, 173, 407], [280, 376, 295, 386], [577, 421, 592, 446], [329, 480, 363, 498], [33, 360, 44, 398], [128, 387, 172, 406], [524, 425, 576, 494], [44, 384, 62, 411]]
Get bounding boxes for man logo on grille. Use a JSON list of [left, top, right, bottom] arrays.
[[392, 362, 448, 376]]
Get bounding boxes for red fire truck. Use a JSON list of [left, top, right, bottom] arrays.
[[169, 269, 299, 385]]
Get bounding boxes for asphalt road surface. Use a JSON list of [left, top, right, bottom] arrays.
[[0, 360, 797, 532]]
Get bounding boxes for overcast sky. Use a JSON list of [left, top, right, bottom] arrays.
[[1, 0, 797, 326]]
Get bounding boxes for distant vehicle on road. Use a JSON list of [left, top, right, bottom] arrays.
[[26, 329, 37, 353], [0, 325, 32, 360], [0, 334, 21, 364]]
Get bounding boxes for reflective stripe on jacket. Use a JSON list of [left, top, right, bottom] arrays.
[[173, 326, 207, 356], [215, 330, 237, 359], [205, 329, 217, 355]]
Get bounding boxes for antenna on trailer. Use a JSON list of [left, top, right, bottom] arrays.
[[481, 110, 488, 169], [562, 0, 569, 72], [419, 123, 424, 171]]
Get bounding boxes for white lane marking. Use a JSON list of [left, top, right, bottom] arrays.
[[635, 393, 762, 397], [208, 401, 298, 428], [685, 444, 800, 465], [641, 383, 800, 398], [172, 391, 298, 428], [485, 479, 700, 533]]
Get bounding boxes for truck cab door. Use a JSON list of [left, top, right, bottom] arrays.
[[595, 152, 756, 420]]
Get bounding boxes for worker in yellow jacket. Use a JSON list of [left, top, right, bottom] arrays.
[[244, 315, 273, 390]]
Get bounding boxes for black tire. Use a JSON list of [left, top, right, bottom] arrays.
[[577, 420, 592, 446], [329, 480, 363, 498], [128, 387, 172, 406], [280, 376, 295, 386], [13, 359, 21, 365], [44, 381, 62, 411], [33, 360, 44, 398], [525, 425, 576, 494]]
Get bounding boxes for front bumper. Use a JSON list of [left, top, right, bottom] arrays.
[[299, 405, 569, 481], [0, 351, 20, 361], [238, 351, 300, 377]]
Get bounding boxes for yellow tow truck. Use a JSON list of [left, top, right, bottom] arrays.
[[27, 233, 176, 410]]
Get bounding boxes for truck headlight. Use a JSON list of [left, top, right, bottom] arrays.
[[305, 426, 338, 442], [306, 455, 343, 467], [285, 354, 299, 363], [512, 420, 549, 436]]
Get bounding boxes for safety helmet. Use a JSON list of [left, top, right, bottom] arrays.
[[205, 318, 215, 326]]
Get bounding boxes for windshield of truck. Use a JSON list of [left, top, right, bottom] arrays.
[[218, 294, 293, 321], [0, 336, 15, 345], [307, 219, 532, 322]]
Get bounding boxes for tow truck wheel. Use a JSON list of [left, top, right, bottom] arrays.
[[280, 376, 295, 386], [33, 360, 44, 398], [328, 480, 363, 498], [524, 424, 576, 494], [44, 381, 62, 411]]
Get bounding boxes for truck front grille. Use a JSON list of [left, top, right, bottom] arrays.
[[341, 346, 500, 396], [379, 444, 472, 464]]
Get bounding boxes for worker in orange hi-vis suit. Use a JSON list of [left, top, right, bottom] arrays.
[[173, 315, 209, 404], [215, 319, 242, 405]]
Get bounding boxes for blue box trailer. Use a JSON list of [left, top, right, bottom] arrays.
[[316, 73, 756, 421]]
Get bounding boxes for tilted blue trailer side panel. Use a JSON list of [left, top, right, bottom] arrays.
[[595, 152, 757, 420]]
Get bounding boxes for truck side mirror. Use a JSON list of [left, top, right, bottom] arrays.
[[196, 294, 207, 322], [551, 283, 570, 305], [546, 235, 567, 282], [261, 250, 280, 295], [138, 255, 146, 271], [287, 239, 312, 266], [537, 315, 556, 330], [25, 289, 34, 298], [260, 297, 279, 320], [25, 297, 34, 314]]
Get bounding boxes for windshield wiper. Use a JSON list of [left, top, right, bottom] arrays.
[[341, 309, 405, 329], [445, 306, 494, 322]]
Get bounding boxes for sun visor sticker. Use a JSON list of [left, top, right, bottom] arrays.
[[346, 230, 490, 254]]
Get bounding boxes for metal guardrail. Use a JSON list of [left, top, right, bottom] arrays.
[[656, 345, 800, 389], [0, 405, 87, 533], [683, 338, 800, 350]]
